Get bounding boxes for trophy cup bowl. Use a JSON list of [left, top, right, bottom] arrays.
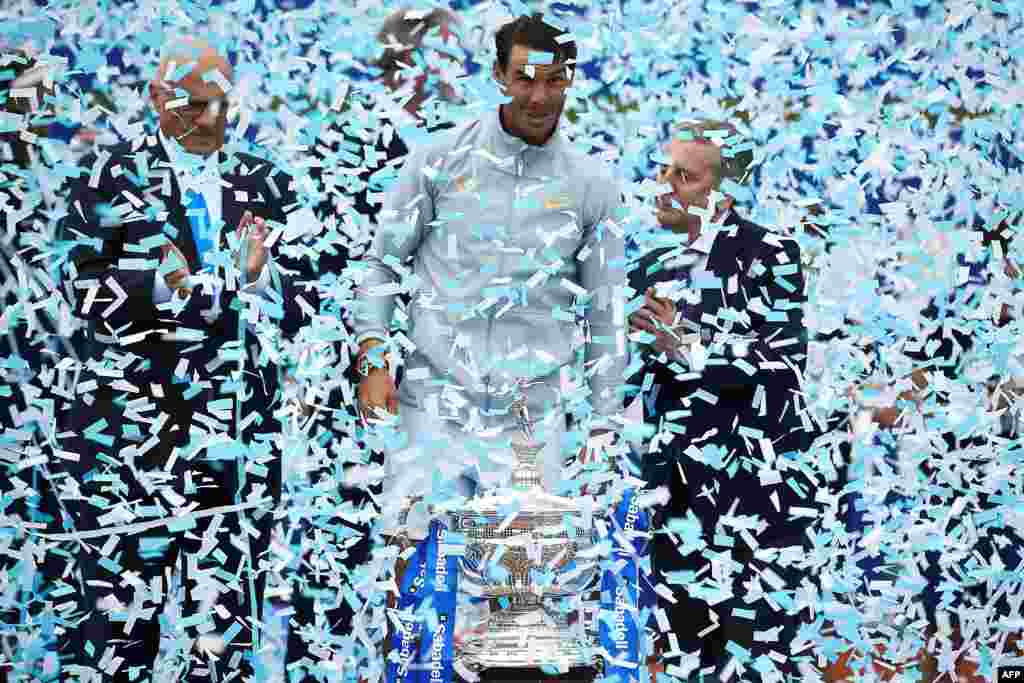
[[447, 388, 604, 678], [451, 443, 600, 599]]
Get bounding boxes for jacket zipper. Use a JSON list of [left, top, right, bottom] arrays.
[[486, 148, 525, 425]]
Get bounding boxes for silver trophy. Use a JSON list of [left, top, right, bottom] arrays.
[[448, 381, 603, 676], [389, 380, 606, 677]]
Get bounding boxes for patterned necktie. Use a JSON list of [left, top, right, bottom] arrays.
[[185, 189, 213, 272]]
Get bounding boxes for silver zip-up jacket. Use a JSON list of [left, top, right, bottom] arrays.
[[354, 109, 627, 436]]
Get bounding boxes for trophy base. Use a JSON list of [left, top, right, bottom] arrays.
[[457, 605, 599, 678], [471, 665, 599, 683]]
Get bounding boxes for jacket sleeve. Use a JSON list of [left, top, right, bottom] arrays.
[[60, 151, 213, 334], [352, 140, 436, 347], [578, 177, 628, 428], [698, 236, 808, 391]]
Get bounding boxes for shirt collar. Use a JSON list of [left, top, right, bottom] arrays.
[[689, 227, 717, 255], [484, 105, 564, 161], [158, 129, 221, 189], [686, 207, 738, 254]]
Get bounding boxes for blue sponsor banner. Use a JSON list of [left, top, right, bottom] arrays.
[[599, 489, 649, 683], [388, 525, 433, 683], [387, 519, 459, 683], [417, 521, 460, 683]]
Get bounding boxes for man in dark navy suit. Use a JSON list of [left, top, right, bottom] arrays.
[[627, 120, 818, 682], [53, 37, 318, 682]]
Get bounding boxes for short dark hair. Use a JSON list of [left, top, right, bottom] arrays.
[[494, 13, 577, 72], [375, 7, 459, 74]]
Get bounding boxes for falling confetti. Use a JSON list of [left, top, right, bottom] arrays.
[[0, 1, 1022, 682]]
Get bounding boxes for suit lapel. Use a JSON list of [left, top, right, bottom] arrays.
[[702, 216, 756, 316], [148, 137, 200, 272], [220, 152, 268, 250]]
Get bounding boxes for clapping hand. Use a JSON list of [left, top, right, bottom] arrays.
[[236, 210, 268, 282], [629, 287, 682, 356], [160, 242, 192, 298]]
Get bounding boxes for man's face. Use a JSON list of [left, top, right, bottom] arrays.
[[655, 138, 730, 233], [149, 55, 230, 157], [493, 43, 573, 145]]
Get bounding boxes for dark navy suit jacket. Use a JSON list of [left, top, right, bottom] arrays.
[[626, 211, 818, 539], [57, 135, 318, 527]]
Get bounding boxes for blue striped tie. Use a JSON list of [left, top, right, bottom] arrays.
[[185, 189, 213, 272]]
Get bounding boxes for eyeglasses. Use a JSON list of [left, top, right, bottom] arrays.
[[168, 96, 226, 122], [156, 83, 227, 121]]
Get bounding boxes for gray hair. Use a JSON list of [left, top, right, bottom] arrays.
[[374, 7, 460, 73], [671, 119, 753, 187]]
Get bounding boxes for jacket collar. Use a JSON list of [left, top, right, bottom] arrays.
[[722, 207, 743, 230], [639, 209, 730, 257], [483, 105, 565, 166], [688, 225, 718, 254]]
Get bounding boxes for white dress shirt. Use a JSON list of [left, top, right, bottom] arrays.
[[153, 131, 271, 314], [663, 226, 716, 277]]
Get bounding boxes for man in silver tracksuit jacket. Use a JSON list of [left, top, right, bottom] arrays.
[[352, 101, 627, 509], [353, 16, 628, 520]]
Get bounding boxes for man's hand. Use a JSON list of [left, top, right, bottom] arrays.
[[356, 340, 398, 423], [358, 372, 398, 423], [160, 242, 192, 297], [629, 287, 682, 356], [655, 194, 688, 229], [237, 210, 269, 282]]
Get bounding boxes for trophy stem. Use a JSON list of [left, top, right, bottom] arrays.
[[510, 441, 545, 490]]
